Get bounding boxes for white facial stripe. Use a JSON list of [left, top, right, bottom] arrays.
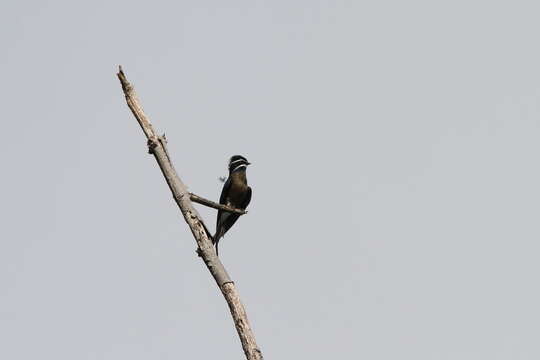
[[232, 164, 247, 172], [229, 158, 247, 166]]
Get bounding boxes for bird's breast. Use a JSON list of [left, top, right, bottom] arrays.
[[228, 181, 249, 206]]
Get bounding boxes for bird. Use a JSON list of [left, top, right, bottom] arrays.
[[213, 155, 252, 256]]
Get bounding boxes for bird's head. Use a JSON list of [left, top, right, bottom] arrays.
[[228, 155, 251, 173]]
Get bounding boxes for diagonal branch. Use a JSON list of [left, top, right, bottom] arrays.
[[189, 192, 247, 215], [117, 66, 263, 360]]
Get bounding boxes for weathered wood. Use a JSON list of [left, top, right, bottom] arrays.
[[222, 283, 263, 360], [117, 66, 263, 360]]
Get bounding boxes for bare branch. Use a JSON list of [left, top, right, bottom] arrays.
[[190, 192, 247, 214], [117, 66, 263, 360]]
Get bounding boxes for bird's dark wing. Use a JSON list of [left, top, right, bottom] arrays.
[[214, 184, 251, 248], [242, 186, 252, 208], [214, 178, 232, 244], [219, 177, 231, 205]]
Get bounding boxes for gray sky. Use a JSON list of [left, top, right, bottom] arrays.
[[1, 1, 539, 359]]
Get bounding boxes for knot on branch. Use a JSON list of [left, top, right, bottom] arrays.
[[147, 138, 158, 154]]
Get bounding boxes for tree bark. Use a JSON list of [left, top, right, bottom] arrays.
[[117, 66, 263, 360]]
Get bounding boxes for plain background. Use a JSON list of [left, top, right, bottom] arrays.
[[1, 1, 539, 359]]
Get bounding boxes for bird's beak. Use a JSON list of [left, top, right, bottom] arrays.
[[247, 162, 252, 166]]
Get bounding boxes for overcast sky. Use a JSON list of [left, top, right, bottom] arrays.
[[1, 1, 539, 359]]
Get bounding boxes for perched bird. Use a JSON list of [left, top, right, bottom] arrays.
[[213, 155, 252, 255]]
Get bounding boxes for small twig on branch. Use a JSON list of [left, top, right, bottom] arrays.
[[189, 192, 247, 214], [117, 66, 263, 360]]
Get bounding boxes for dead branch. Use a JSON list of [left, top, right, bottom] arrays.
[[190, 192, 247, 215], [117, 66, 263, 360]]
